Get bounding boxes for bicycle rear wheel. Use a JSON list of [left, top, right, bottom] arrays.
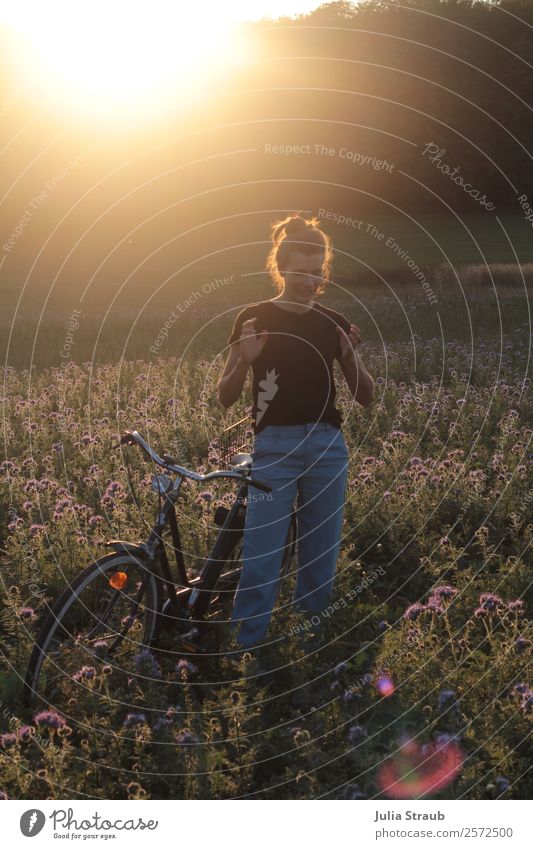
[[25, 552, 161, 706]]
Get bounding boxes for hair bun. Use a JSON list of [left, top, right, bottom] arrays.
[[284, 216, 308, 236]]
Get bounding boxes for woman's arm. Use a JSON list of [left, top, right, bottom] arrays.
[[217, 344, 250, 409], [336, 324, 375, 408], [217, 318, 268, 408], [338, 349, 375, 407]]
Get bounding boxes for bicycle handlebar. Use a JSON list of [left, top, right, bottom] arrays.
[[117, 429, 272, 493]]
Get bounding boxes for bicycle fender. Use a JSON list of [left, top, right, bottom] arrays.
[[104, 540, 151, 558]]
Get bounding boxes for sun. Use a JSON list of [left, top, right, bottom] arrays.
[[2, 0, 249, 121]]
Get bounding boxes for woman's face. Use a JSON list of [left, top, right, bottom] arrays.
[[279, 250, 325, 303]]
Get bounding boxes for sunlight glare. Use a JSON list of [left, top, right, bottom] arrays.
[[2, 0, 249, 120]]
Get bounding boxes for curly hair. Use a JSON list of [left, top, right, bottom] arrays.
[[265, 211, 333, 295]]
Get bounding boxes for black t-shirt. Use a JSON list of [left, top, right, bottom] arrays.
[[227, 299, 352, 433]]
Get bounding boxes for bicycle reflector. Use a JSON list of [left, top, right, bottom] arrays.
[[109, 571, 128, 590]]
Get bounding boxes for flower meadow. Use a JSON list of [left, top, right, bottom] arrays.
[[0, 290, 531, 800]]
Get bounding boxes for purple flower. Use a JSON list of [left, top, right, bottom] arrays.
[[520, 690, 533, 713], [403, 602, 426, 621], [515, 636, 528, 653], [121, 614, 137, 628], [495, 776, 510, 793], [176, 730, 198, 746], [134, 648, 162, 679], [73, 665, 96, 682], [347, 724, 368, 744], [437, 689, 459, 711], [18, 607, 36, 619], [33, 710, 66, 729], [344, 784, 367, 799], [175, 658, 198, 676], [91, 640, 108, 657], [342, 690, 361, 704], [478, 593, 503, 613], [426, 595, 444, 613], [79, 434, 95, 446], [55, 497, 73, 513], [198, 491, 212, 502], [432, 585, 458, 599], [507, 599, 525, 615], [0, 733, 17, 749], [165, 706, 181, 722], [101, 481, 125, 507], [17, 725, 35, 742], [433, 731, 457, 749], [122, 712, 147, 728], [333, 661, 349, 677]]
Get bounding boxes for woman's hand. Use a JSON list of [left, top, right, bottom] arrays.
[[239, 318, 268, 365], [336, 323, 362, 362]]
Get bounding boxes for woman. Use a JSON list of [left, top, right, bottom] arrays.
[[217, 212, 375, 650]]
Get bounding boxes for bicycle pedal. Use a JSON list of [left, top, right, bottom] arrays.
[[178, 627, 206, 654], [180, 641, 205, 654], [180, 626, 200, 641]]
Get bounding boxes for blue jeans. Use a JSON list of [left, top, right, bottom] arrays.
[[230, 422, 349, 648]]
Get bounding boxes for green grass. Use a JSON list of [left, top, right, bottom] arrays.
[[331, 214, 533, 275]]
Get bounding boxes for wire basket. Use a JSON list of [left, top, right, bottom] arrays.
[[208, 415, 254, 469]]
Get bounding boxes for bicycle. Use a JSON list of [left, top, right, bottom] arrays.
[[24, 423, 297, 705]]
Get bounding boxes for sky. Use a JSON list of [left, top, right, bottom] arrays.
[[227, 0, 330, 19], [0, 0, 339, 121], [0, 0, 330, 28]]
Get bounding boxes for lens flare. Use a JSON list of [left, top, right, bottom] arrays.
[[376, 675, 395, 697], [378, 736, 463, 798]]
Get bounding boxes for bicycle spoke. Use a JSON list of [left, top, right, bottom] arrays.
[[27, 555, 159, 704]]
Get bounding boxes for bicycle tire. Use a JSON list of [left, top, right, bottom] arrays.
[[24, 551, 161, 706]]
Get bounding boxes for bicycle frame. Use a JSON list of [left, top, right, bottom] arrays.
[[106, 471, 252, 636]]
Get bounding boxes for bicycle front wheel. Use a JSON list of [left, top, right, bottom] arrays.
[[25, 552, 161, 706]]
